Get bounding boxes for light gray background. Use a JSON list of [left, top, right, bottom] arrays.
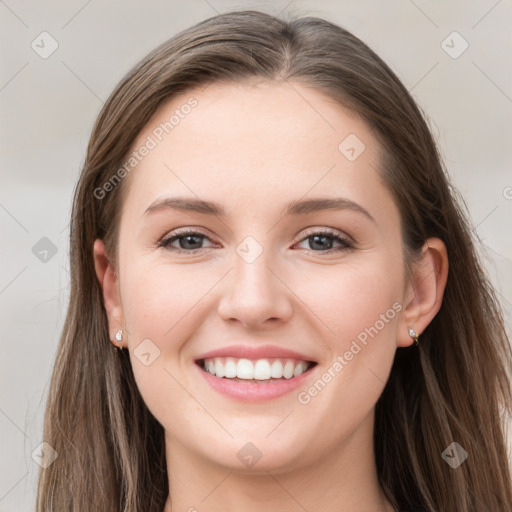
[[1, 1, 511, 510]]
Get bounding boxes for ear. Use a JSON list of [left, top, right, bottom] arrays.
[[93, 239, 125, 347], [397, 237, 449, 347]]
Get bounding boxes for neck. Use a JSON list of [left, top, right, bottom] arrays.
[[162, 412, 395, 512]]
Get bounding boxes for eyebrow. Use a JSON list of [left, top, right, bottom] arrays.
[[144, 196, 375, 223]]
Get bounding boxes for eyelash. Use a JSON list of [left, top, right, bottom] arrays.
[[157, 227, 354, 255]]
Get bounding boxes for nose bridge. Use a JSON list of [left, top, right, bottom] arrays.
[[233, 233, 279, 300], [235, 237, 272, 289], [217, 234, 293, 326]]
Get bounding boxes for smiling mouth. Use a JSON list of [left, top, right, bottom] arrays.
[[195, 357, 318, 383]]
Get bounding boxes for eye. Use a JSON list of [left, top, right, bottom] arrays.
[[158, 228, 215, 253], [294, 229, 354, 254]]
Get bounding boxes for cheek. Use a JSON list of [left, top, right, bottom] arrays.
[[291, 258, 402, 413], [119, 262, 209, 426], [120, 261, 208, 341], [298, 257, 403, 346]]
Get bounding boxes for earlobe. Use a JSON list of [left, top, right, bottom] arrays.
[[93, 239, 124, 340], [397, 237, 449, 347]]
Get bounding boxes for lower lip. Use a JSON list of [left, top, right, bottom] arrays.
[[194, 363, 317, 402]]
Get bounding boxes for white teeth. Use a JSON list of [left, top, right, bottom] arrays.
[[214, 359, 225, 378], [236, 359, 254, 379], [293, 361, 308, 377], [283, 361, 294, 379], [201, 357, 312, 380], [224, 357, 237, 378], [271, 360, 283, 378], [253, 359, 271, 380]]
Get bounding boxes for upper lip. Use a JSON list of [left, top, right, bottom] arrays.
[[195, 344, 317, 362]]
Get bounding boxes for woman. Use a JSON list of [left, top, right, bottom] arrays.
[[36, 10, 512, 512]]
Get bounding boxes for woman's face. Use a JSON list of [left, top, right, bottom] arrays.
[[108, 80, 411, 473]]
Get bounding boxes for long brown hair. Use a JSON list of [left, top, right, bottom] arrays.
[[36, 10, 512, 512]]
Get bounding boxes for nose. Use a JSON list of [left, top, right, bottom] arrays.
[[217, 246, 293, 329]]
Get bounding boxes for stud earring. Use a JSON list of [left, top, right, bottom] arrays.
[[114, 329, 123, 351], [408, 328, 419, 346]]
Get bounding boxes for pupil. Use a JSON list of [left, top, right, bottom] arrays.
[[311, 235, 332, 251], [181, 235, 202, 249]]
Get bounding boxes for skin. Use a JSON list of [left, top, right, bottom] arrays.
[[94, 80, 448, 512]]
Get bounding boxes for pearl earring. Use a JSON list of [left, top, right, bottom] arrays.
[[408, 328, 419, 346], [114, 329, 123, 351]]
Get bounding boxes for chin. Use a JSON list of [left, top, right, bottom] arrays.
[[191, 429, 316, 475]]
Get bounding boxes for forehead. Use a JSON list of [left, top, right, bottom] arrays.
[[122, 80, 393, 221]]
